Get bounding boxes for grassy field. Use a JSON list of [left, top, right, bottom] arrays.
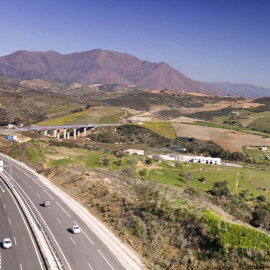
[[244, 148, 265, 159], [147, 161, 270, 200], [247, 115, 270, 133], [41, 104, 83, 118], [37, 106, 124, 126], [138, 122, 176, 139]]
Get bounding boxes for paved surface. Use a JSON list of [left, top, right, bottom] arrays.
[[0, 180, 45, 270], [1, 156, 131, 270]]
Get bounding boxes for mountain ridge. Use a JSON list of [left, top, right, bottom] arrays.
[[0, 49, 226, 96], [207, 82, 270, 98]]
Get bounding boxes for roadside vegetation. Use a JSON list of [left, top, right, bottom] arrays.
[[2, 77, 270, 269], [1, 135, 270, 269]]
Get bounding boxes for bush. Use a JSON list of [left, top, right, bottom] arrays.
[[257, 195, 266, 202], [123, 166, 135, 177]]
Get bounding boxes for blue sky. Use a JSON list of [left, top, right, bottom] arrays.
[[0, 0, 269, 88]]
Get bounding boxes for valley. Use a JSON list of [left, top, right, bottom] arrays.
[[1, 76, 270, 269]]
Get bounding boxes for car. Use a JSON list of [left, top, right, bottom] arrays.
[[3, 238, 12, 249], [71, 225, 81, 234], [43, 200, 50, 207]]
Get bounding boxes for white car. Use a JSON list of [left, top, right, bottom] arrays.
[[71, 225, 81, 234], [3, 238, 12, 249]]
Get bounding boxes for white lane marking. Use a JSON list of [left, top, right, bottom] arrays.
[[0, 185, 5, 192], [29, 185, 33, 189], [37, 194, 40, 198], [10, 181, 72, 270], [98, 250, 115, 270], [70, 236, 76, 245], [72, 220, 94, 244], [57, 218, 61, 224], [56, 202, 71, 218], [43, 189, 54, 200], [20, 264, 22, 270], [88, 262, 94, 270], [82, 229, 94, 245], [12, 167, 41, 187], [5, 187, 44, 269], [8, 218, 11, 224], [14, 237, 17, 245], [3, 204, 6, 209]]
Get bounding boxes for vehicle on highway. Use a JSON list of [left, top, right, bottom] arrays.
[[3, 238, 12, 249], [71, 225, 81, 234], [43, 200, 50, 207]]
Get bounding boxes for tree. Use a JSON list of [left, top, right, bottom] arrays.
[[257, 195, 266, 202], [250, 209, 270, 230], [210, 181, 230, 199]]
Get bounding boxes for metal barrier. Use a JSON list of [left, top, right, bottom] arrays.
[[0, 158, 66, 270]]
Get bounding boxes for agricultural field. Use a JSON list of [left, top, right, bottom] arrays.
[[37, 106, 126, 126], [172, 122, 270, 152], [41, 104, 84, 118], [247, 115, 270, 133], [244, 148, 266, 160], [137, 122, 176, 139]]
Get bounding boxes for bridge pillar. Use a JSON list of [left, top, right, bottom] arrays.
[[67, 131, 70, 139], [57, 131, 60, 140], [63, 128, 67, 139], [44, 130, 48, 136], [73, 128, 77, 139], [53, 129, 57, 138], [84, 127, 87, 136], [77, 130, 80, 137]]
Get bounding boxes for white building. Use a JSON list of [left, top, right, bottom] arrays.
[[124, 149, 144, 155], [152, 154, 221, 165], [192, 156, 221, 165]]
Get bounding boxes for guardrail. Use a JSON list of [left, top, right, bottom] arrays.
[[0, 154, 66, 270]]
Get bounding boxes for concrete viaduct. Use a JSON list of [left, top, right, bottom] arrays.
[[0, 124, 122, 140]]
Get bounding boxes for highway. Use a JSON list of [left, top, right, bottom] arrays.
[[1, 156, 127, 270], [0, 179, 45, 270]]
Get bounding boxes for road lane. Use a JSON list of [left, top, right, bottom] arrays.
[[0, 180, 45, 270], [2, 158, 127, 270]]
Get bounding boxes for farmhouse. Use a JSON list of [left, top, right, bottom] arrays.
[[179, 155, 221, 165], [150, 154, 221, 165], [124, 149, 144, 155], [192, 156, 221, 165]]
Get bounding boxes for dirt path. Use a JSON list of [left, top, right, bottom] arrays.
[[235, 170, 239, 194], [136, 160, 161, 177]]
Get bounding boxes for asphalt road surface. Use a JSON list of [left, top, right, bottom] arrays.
[[0, 179, 45, 270], [1, 156, 126, 270]]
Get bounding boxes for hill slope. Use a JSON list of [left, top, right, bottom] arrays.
[[0, 49, 225, 95]]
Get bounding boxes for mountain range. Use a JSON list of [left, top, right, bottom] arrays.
[[0, 49, 269, 97], [0, 49, 225, 96], [207, 82, 270, 98]]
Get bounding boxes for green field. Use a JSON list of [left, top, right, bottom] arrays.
[[147, 162, 270, 200], [138, 122, 176, 139], [38, 106, 124, 126]]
